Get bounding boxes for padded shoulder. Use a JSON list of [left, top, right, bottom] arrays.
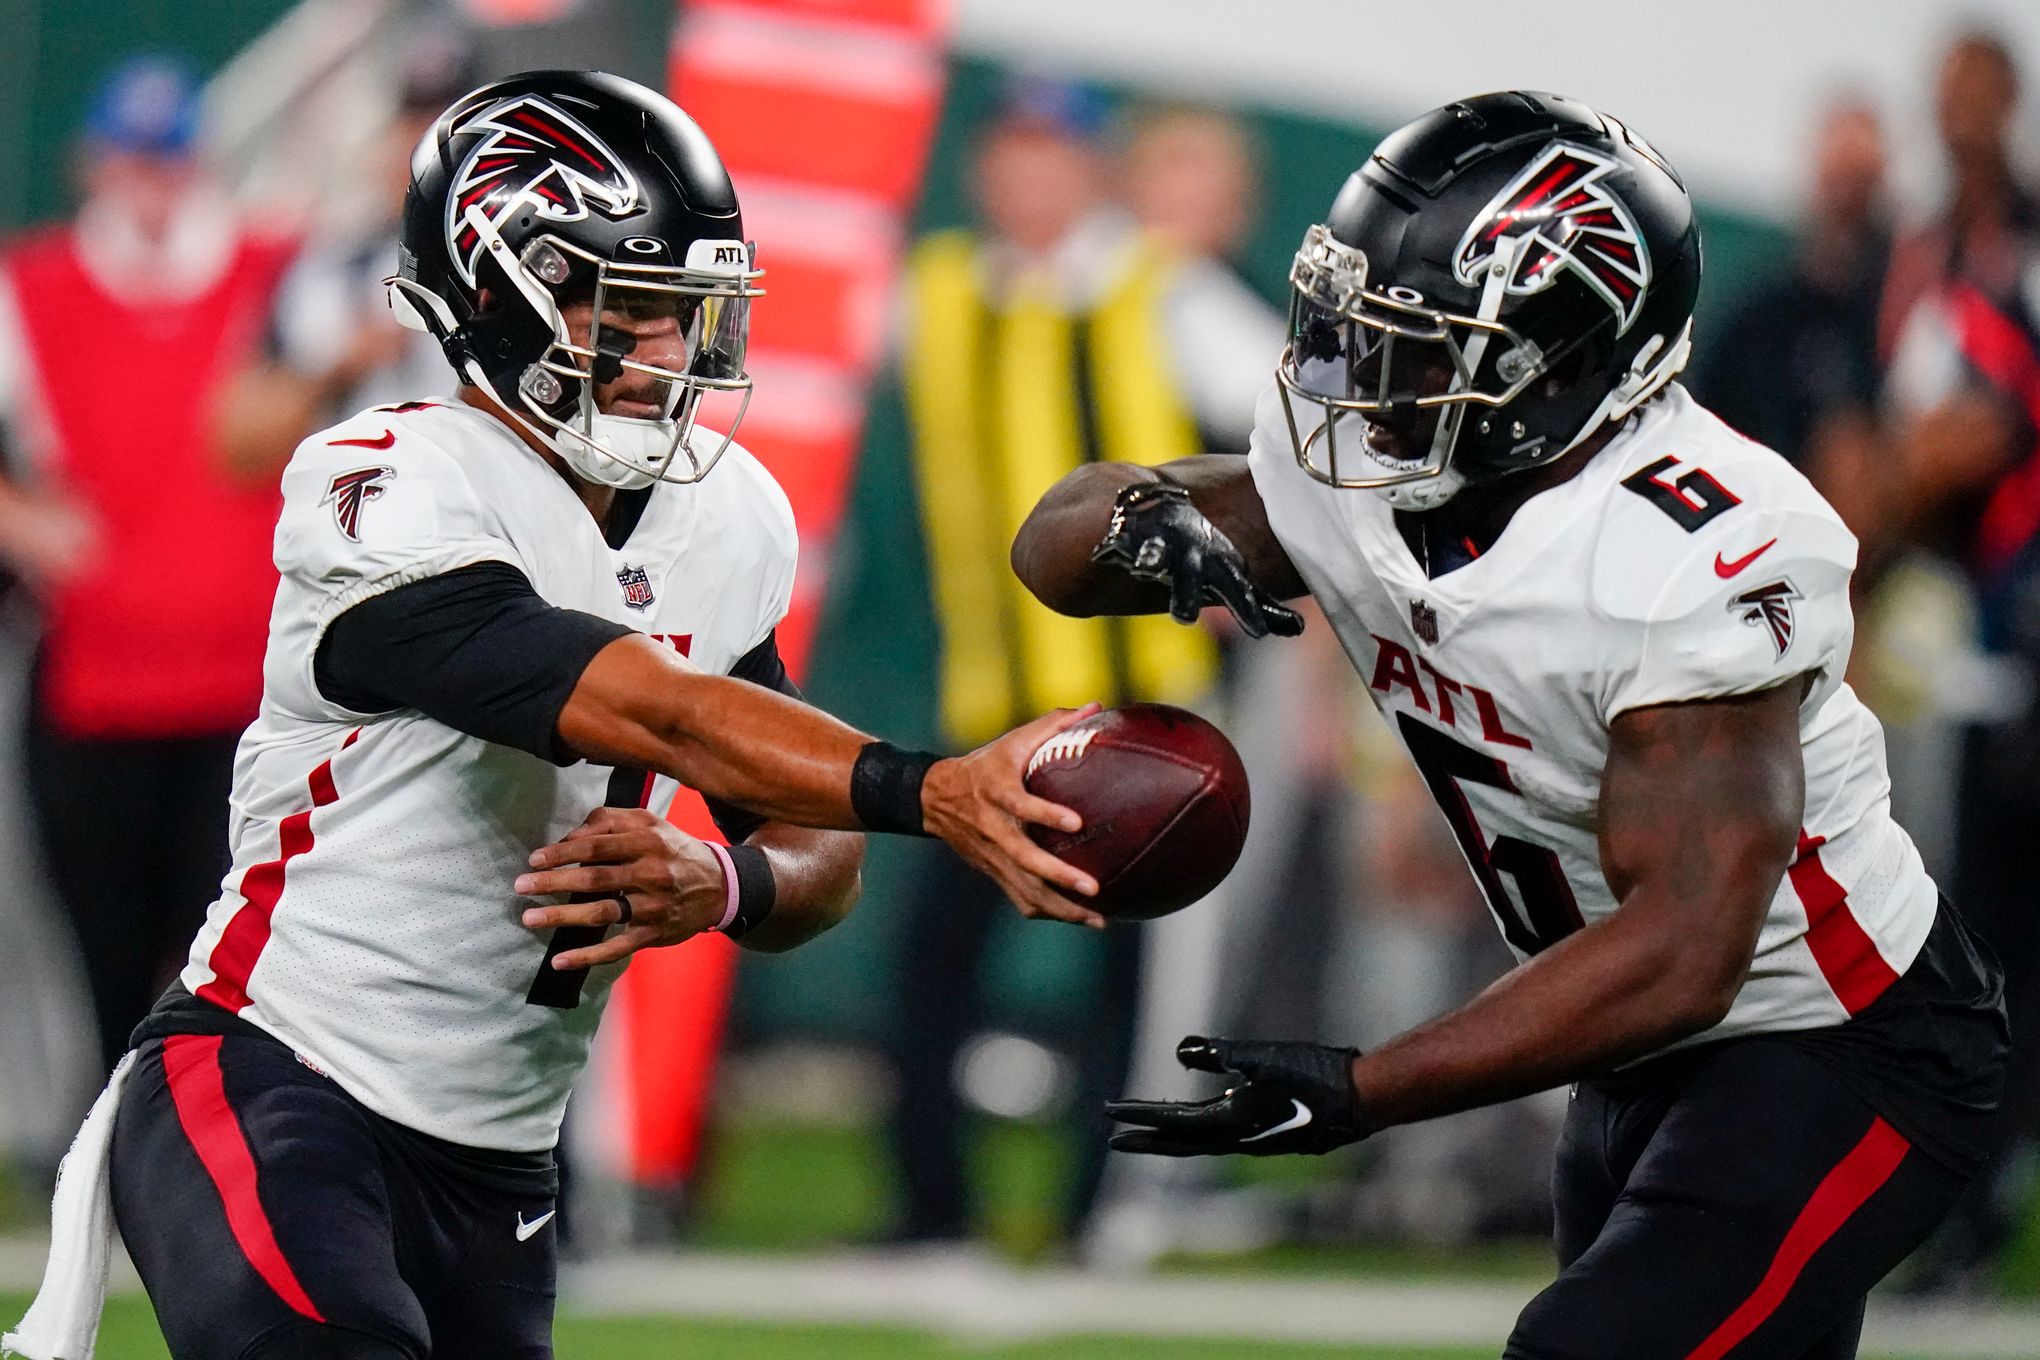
[[275, 402, 525, 612], [1587, 391, 1855, 626], [1584, 391, 1859, 719]]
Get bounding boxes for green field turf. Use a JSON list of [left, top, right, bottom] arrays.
[[0, 1292, 1992, 1359], [2, 1115, 2031, 1359], [3, 1292, 1499, 1359]]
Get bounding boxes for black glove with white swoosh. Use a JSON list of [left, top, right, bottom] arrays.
[[1105, 1036, 1369, 1157], [1091, 481, 1305, 639]]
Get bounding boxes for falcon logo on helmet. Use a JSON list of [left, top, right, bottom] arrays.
[[444, 95, 641, 288], [1730, 579, 1801, 659], [1452, 143, 1651, 334]]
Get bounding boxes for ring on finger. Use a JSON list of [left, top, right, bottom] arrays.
[[615, 898, 634, 926]]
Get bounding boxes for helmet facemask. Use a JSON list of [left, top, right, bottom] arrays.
[[1276, 217, 1694, 510], [395, 205, 762, 489], [1276, 223, 1557, 508]]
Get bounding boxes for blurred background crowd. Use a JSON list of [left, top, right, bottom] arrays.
[[0, 0, 2038, 1313]]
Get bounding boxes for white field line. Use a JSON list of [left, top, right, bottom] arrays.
[[4, 1237, 2038, 1356], [559, 1249, 2040, 1357]]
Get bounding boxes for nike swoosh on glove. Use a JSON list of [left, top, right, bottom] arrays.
[[1090, 481, 1304, 639], [1104, 1035, 1369, 1157]]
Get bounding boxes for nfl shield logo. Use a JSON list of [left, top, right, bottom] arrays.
[[1410, 599, 1439, 644], [617, 564, 656, 611]]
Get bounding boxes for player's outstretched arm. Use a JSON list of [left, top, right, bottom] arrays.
[[1012, 456, 1309, 637], [312, 563, 1103, 926], [1108, 683, 1806, 1154], [1343, 683, 1806, 1127], [556, 637, 1107, 926]]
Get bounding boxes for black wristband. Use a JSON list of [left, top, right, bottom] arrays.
[[849, 740, 940, 836], [720, 842, 777, 940]]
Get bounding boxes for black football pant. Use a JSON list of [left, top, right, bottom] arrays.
[[112, 1029, 559, 1359], [1504, 1037, 1967, 1359], [25, 704, 239, 1073], [887, 842, 1144, 1242]]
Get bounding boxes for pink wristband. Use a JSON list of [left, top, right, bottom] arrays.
[[706, 842, 741, 933]]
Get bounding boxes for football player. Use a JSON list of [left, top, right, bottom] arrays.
[[1012, 93, 2009, 1358], [13, 72, 1103, 1360]]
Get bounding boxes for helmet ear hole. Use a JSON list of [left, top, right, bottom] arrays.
[[1540, 348, 1586, 396], [1537, 328, 1611, 398]]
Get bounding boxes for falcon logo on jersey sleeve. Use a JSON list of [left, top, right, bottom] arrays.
[[325, 467, 395, 543], [1453, 142, 1651, 333], [1730, 578, 1800, 658], [446, 95, 641, 288]]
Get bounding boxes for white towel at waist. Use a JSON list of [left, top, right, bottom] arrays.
[[4, 1052, 137, 1360]]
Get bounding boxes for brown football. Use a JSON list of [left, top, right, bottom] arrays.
[[1023, 704, 1250, 921]]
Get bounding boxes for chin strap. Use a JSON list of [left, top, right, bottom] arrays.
[[1381, 466, 1466, 512]]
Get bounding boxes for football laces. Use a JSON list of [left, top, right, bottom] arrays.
[[1026, 726, 1101, 777]]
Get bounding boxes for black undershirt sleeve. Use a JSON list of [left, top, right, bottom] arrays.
[[314, 560, 633, 766], [700, 629, 803, 844], [317, 562, 804, 840]]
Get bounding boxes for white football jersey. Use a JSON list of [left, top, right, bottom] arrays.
[[1249, 382, 1937, 1050], [179, 399, 797, 1151]]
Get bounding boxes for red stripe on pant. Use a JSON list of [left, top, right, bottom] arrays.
[[197, 729, 359, 1013], [1682, 1117, 1910, 1360], [160, 1034, 326, 1322]]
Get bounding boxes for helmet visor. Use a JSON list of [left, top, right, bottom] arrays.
[[1276, 223, 1548, 489], [519, 235, 762, 483], [1286, 293, 1465, 409], [686, 290, 750, 383]]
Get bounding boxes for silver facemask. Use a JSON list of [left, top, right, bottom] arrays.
[[1275, 223, 1551, 508], [392, 211, 763, 488]]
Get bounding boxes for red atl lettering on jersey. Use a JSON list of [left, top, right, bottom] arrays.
[[1368, 635, 1533, 750], [1417, 658, 1463, 725], [1472, 688, 1534, 749], [1369, 636, 1431, 714], [651, 634, 691, 655]]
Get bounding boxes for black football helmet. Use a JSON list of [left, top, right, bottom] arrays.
[[388, 69, 762, 487], [1277, 91, 1700, 509]]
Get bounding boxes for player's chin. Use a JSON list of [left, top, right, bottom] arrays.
[[1361, 419, 1435, 471]]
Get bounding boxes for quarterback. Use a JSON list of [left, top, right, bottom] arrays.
[[1015, 93, 2009, 1358], [7, 71, 1101, 1360]]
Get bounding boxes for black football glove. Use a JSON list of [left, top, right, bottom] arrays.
[[1091, 481, 1304, 639], [1105, 1035, 1369, 1157]]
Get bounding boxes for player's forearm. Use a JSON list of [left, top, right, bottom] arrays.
[[1012, 462, 1171, 617], [560, 636, 880, 830], [1340, 688, 1801, 1125], [1014, 455, 1308, 620], [561, 638, 1107, 925], [1348, 894, 1758, 1128], [735, 823, 864, 952]]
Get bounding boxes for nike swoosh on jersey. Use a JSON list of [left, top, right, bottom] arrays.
[[515, 1209, 556, 1241], [1240, 1098, 1313, 1143], [1714, 538, 1778, 578], [330, 429, 397, 450]]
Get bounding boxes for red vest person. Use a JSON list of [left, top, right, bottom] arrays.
[[0, 56, 296, 1074]]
